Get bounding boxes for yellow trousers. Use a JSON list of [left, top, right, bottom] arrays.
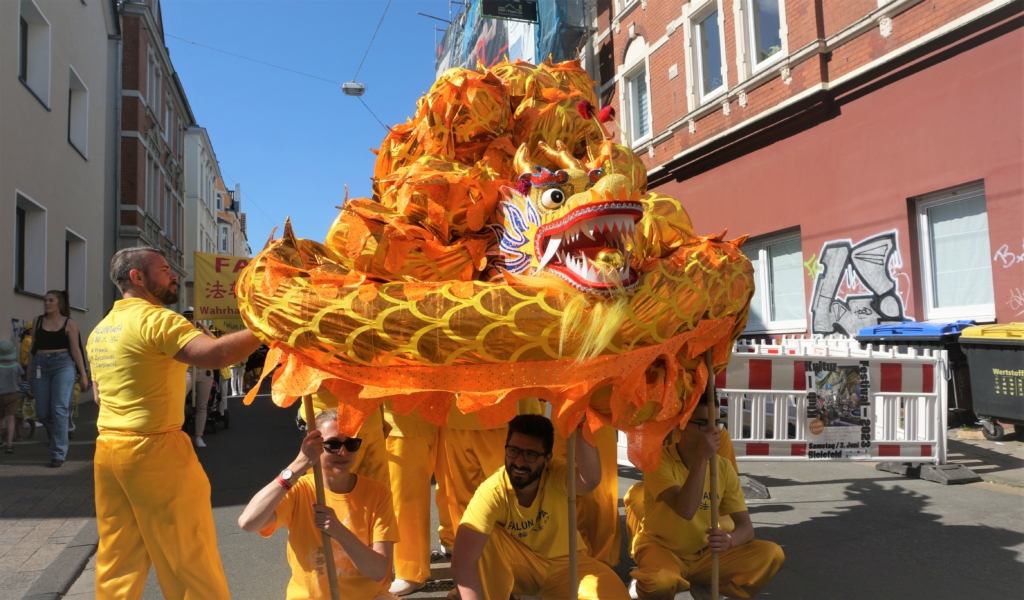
[[473, 527, 630, 600], [623, 482, 734, 555], [436, 427, 507, 549], [631, 540, 784, 599], [350, 411, 390, 486], [553, 426, 622, 566], [385, 420, 439, 583], [94, 430, 229, 600]]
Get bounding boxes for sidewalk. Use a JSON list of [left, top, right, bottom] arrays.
[[0, 400, 97, 600], [947, 425, 1024, 488]]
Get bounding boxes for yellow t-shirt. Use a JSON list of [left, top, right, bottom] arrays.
[[87, 298, 202, 433], [260, 473, 399, 600], [461, 459, 585, 559], [634, 444, 746, 559]]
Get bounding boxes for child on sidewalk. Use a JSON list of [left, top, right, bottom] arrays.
[[0, 341, 26, 453]]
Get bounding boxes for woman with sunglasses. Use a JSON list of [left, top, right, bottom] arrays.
[[239, 408, 400, 599]]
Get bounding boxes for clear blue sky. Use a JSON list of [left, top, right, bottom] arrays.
[[162, 0, 457, 252]]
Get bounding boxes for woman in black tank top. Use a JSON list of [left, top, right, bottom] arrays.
[[26, 290, 87, 468]]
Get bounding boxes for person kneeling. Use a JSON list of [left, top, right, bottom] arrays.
[[626, 403, 784, 599], [239, 408, 400, 600], [450, 414, 630, 600]]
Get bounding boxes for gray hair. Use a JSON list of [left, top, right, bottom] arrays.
[[314, 408, 338, 430], [109, 247, 164, 293]]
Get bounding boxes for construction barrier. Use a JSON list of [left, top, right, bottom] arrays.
[[717, 341, 947, 465]]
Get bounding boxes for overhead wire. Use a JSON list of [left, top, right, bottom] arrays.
[[166, 34, 339, 85], [352, 0, 393, 82]]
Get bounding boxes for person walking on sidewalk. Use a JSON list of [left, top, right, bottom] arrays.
[[239, 407, 400, 600], [27, 290, 89, 468], [87, 247, 262, 599], [182, 309, 216, 448], [0, 341, 26, 454]]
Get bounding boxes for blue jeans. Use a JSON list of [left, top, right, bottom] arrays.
[[31, 352, 75, 461]]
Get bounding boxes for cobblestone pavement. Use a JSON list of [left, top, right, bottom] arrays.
[[0, 400, 97, 600]]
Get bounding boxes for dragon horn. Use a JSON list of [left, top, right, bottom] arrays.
[[535, 140, 585, 171], [513, 143, 542, 176]]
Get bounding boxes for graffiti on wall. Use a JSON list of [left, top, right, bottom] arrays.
[[10, 318, 29, 344], [993, 239, 1024, 269], [809, 231, 911, 335]]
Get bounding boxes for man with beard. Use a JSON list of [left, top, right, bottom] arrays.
[[625, 402, 784, 600], [449, 414, 630, 600], [87, 247, 262, 599]]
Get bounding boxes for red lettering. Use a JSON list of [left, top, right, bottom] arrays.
[[215, 257, 229, 272], [232, 259, 249, 273]]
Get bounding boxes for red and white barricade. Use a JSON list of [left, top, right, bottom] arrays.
[[717, 343, 947, 465]]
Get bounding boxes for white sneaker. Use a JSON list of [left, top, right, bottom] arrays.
[[688, 585, 713, 600], [628, 578, 639, 600], [194, 437, 206, 448], [388, 579, 424, 596]]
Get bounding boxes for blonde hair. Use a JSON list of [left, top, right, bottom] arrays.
[[314, 408, 337, 430]]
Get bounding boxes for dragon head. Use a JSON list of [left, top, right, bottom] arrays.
[[494, 141, 644, 292]]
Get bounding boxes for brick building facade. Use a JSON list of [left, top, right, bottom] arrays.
[[118, 0, 195, 312], [592, 0, 1023, 335]]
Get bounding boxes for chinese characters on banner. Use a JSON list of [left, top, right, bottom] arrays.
[[805, 360, 872, 459], [193, 252, 249, 328]]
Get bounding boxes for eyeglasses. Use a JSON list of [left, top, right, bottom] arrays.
[[323, 437, 362, 454], [692, 420, 725, 431], [505, 445, 545, 464]]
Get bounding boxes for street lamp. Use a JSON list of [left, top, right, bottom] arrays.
[[341, 82, 366, 96]]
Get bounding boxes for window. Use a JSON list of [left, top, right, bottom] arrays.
[[216, 192, 223, 211], [165, 185, 173, 230], [917, 182, 995, 320], [18, 0, 51, 106], [147, 49, 162, 115], [19, 17, 28, 80], [68, 67, 88, 157], [746, 0, 783, 69], [627, 67, 650, 144], [744, 233, 806, 332], [695, 6, 726, 101], [146, 155, 160, 216], [65, 229, 87, 309], [14, 192, 47, 295], [220, 225, 229, 253]]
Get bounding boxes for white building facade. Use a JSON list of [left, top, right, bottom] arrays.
[[2, 0, 119, 341], [182, 126, 221, 308]]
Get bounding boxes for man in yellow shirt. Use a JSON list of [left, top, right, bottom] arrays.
[[87, 247, 263, 599], [625, 403, 784, 599], [239, 408, 400, 599], [450, 415, 630, 600]]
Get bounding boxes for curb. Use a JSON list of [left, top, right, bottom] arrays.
[[21, 518, 99, 600]]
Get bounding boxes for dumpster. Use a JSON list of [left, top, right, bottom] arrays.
[[857, 320, 975, 427], [960, 323, 1024, 441]]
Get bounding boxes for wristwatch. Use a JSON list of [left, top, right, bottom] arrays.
[[276, 468, 295, 490]]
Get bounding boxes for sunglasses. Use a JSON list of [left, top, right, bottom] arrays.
[[505, 445, 545, 464], [323, 437, 362, 454]]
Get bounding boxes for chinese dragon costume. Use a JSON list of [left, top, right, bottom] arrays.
[[237, 59, 754, 471]]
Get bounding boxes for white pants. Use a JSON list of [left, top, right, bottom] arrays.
[[185, 368, 215, 437], [230, 366, 244, 396]]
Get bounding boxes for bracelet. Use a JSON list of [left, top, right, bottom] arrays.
[[275, 475, 292, 490]]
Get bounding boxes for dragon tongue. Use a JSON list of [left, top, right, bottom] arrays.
[[537, 237, 563, 270]]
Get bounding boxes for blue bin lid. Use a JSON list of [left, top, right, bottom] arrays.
[[857, 320, 975, 338]]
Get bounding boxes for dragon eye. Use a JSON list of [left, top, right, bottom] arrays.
[[540, 188, 566, 210]]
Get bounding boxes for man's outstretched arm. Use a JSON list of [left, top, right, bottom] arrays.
[[573, 428, 602, 495], [451, 525, 489, 600], [174, 329, 262, 370]]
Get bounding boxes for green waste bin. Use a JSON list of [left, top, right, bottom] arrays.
[[959, 323, 1024, 441]]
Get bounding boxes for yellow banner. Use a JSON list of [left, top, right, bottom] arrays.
[[194, 251, 250, 320]]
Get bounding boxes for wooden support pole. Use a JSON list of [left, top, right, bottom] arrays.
[[567, 428, 579, 600], [705, 349, 720, 600], [302, 395, 341, 600]]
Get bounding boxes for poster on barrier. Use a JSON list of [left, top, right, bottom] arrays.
[[805, 360, 871, 459]]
